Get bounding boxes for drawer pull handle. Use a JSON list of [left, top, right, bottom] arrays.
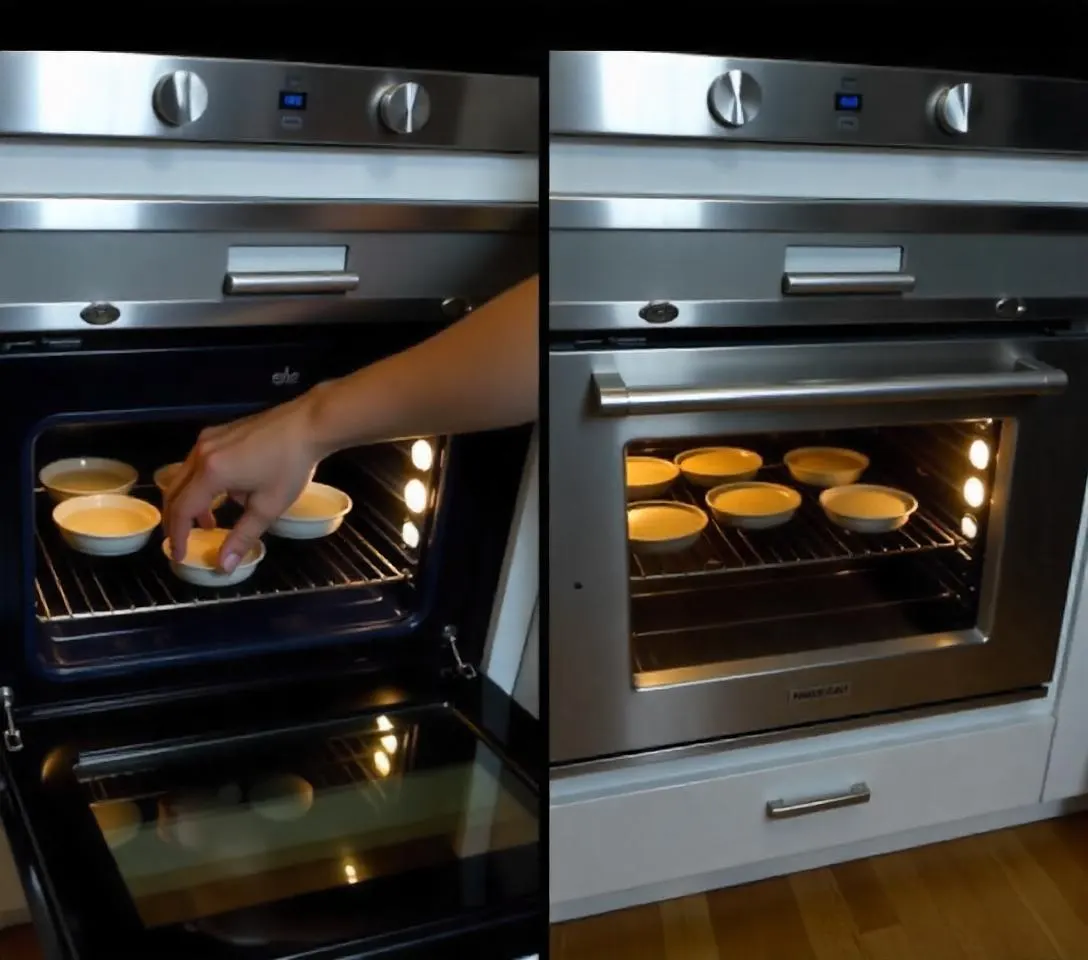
[[766, 782, 871, 820]]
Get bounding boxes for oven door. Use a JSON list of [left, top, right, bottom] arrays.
[[0, 666, 541, 959], [549, 333, 1088, 764]]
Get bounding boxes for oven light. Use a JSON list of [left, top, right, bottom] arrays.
[[963, 476, 986, 509], [344, 862, 359, 885], [961, 514, 979, 539], [968, 439, 991, 470], [373, 750, 392, 777], [404, 479, 428, 514], [376, 715, 394, 732], [401, 520, 420, 548], [381, 734, 398, 754], [411, 439, 434, 471]]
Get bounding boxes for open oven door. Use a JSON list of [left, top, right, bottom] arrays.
[[0, 654, 540, 960]]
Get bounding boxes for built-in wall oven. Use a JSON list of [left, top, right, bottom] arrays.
[[549, 50, 1088, 766], [0, 51, 541, 958]]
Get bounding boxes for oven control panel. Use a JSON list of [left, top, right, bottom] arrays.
[[550, 51, 1088, 155], [0, 51, 537, 153]]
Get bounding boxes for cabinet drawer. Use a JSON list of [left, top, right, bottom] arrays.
[[550, 716, 1052, 906]]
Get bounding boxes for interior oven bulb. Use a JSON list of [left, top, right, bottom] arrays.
[[381, 734, 398, 754], [401, 520, 420, 548], [968, 439, 991, 470], [376, 715, 394, 732], [963, 476, 986, 509], [373, 750, 392, 777], [404, 479, 428, 514], [961, 514, 979, 539], [343, 862, 359, 885], [411, 439, 434, 471]]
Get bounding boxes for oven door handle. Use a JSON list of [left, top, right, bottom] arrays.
[[223, 271, 360, 296], [592, 357, 1067, 416], [782, 272, 916, 296]]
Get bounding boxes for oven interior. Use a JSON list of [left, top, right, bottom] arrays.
[[30, 415, 444, 678], [626, 419, 1004, 689]]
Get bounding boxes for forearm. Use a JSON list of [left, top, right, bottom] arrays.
[[306, 275, 538, 454]]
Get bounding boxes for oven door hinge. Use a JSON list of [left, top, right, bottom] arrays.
[[441, 626, 478, 680], [1, 687, 23, 753]]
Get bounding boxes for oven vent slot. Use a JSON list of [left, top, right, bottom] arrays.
[[782, 245, 913, 296], [224, 245, 358, 296]]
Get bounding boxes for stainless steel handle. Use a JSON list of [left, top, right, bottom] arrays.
[[593, 357, 1067, 417], [782, 272, 916, 295], [766, 782, 871, 820], [223, 272, 360, 296]]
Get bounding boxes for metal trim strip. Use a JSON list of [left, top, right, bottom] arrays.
[[0, 198, 538, 232], [550, 196, 1088, 233]]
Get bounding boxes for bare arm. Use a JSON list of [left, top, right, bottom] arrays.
[[165, 275, 538, 569], [307, 274, 538, 456]]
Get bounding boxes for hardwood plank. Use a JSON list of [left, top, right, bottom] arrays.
[[0, 925, 42, 960], [986, 827, 1087, 959], [911, 834, 1058, 960], [659, 893, 719, 959], [830, 858, 899, 934], [552, 899, 667, 960], [789, 867, 866, 960], [867, 849, 969, 960], [707, 875, 819, 960]]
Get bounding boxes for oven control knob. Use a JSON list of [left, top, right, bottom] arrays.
[[378, 82, 432, 134], [933, 82, 976, 136], [152, 71, 209, 127], [708, 70, 762, 129]]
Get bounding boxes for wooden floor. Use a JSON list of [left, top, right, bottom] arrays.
[[0, 922, 40, 960], [552, 812, 1088, 960]]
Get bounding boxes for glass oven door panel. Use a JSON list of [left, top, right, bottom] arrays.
[[549, 336, 1088, 762], [15, 703, 539, 956], [627, 422, 1001, 689]]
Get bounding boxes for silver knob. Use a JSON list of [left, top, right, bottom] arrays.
[[378, 82, 432, 134], [152, 71, 209, 127], [708, 70, 762, 129], [934, 82, 975, 136]]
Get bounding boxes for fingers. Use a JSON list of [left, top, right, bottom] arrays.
[[166, 458, 228, 561], [218, 499, 276, 573]]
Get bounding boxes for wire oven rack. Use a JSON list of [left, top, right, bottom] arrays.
[[35, 492, 412, 624], [630, 468, 967, 584]]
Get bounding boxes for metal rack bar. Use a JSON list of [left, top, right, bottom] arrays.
[[35, 498, 409, 624], [630, 466, 966, 584]]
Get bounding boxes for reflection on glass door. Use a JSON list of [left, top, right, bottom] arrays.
[[78, 707, 538, 931], [625, 420, 1003, 688]]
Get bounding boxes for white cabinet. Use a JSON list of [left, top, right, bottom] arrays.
[[0, 826, 27, 929], [552, 710, 1053, 918], [1045, 532, 1088, 800]]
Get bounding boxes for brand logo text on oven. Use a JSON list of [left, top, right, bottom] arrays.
[[790, 682, 852, 704], [272, 367, 300, 386]]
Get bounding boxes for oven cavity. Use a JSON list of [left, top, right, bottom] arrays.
[[625, 420, 1001, 690], [31, 417, 443, 675]]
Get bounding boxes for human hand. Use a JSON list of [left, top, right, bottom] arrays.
[[164, 393, 323, 571]]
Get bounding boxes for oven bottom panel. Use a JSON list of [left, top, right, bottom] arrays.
[[1, 690, 541, 958]]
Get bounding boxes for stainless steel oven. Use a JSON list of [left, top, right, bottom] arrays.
[[0, 51, 541, 959], [548, 51, 1088, 766]]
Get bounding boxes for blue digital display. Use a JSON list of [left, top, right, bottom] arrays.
[[835, 92, 862, 112], [279, 91, 308, 111]]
